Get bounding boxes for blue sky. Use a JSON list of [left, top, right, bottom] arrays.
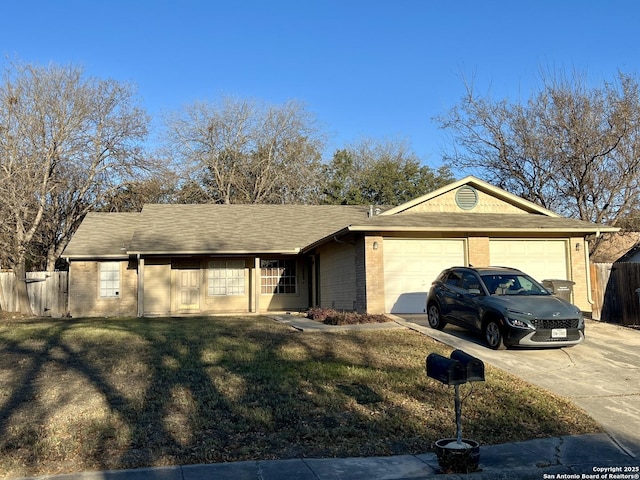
[[2, 0, 639, 168]]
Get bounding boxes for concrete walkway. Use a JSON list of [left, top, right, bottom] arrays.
[[12, 433, 637, 480]]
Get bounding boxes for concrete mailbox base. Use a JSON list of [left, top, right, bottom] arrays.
[[434, 438, 480, 474]]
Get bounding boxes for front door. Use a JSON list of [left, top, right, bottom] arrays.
[[178, 269, 200, 311]]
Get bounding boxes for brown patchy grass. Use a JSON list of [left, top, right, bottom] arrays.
[[0, 316, 601, 478]]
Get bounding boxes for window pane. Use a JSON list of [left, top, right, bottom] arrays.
[[260, 259, 297, 294], [207, 260, 245, 296], [99, 262, 120, 297]]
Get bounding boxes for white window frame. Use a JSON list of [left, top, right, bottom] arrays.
[[207, 260, 246, 296], [99, 261, 120, 298], [260, 259, 297, 295]]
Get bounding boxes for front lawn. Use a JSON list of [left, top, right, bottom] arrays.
[[0, 316, 600, 478]]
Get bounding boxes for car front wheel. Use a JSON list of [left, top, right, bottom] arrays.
[[484, 319, 506, 350], [427, 303, 446, 330]]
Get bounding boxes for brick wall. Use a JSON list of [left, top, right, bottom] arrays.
[[363, 235, 385, 314], [569, 236, 589, 311], [69, 260, 137, 317], [468, 236, 490, 267]]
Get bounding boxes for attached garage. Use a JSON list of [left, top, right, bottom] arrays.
[[383, 238, 466, 313], [489, 239, 568, 283]]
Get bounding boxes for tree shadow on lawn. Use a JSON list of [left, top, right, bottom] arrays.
[[0, 316, 600, 478]]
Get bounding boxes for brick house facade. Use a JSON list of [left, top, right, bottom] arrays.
[[63, 177, 616, 317]]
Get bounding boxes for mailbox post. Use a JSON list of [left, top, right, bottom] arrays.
[[426, 350, 485, 473]]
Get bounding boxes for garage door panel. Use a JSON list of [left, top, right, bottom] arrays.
[[489, 240, 568, 282], [383, 239, 465, 313]]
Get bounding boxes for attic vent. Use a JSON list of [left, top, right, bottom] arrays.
[[455, 186, 478, 210]]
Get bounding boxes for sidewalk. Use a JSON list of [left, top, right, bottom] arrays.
[[13, 433, 637, 480]]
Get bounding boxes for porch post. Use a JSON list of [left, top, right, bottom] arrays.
[[253, 257, 261, 313], [137, 255, 144, 317]]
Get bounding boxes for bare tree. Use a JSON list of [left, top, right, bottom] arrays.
[[164, 96, 324, 204], [0, 61, 150, 313], [437, 70, 640, 229]]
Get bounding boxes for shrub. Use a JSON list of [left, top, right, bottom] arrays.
[[306, 307, 388, 325]]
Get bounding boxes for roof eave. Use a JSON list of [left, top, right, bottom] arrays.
[[346, 225, 620, 234], [65, 254, 130, 261], [127, 248, 302, 256], [301, 227, 351, 253]]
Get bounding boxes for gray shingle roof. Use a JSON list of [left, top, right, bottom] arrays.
[[62, 212, 140, 258], [131, 204, 372, 254], [64, 205, 371, 258], [63, 205, 617, 259]]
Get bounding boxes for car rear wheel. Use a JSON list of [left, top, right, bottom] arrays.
[[484, 320, 506, 350], [427, 303, 446, 330]]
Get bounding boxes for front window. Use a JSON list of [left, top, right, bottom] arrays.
[[261, 259, 297, 294], [208, 260, 245, 296], [99, 262, 120, 297]]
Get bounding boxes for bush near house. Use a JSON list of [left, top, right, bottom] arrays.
[[306, 307, 389, 325]]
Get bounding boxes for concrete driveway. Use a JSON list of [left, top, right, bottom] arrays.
[[393, 315, 640, 458]]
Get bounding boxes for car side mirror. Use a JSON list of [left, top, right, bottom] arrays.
[[468, 288, 481, 295]]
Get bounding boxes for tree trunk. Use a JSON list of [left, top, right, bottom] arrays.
[[46, 248, 58, 272], [14, 260, 33, 315]]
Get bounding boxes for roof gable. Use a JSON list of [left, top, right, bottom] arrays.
[[382, 176, 560, 217]]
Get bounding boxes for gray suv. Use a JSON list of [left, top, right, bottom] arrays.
[[426, 266, 585, 349]]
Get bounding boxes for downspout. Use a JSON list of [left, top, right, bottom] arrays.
[[585, 229, 600, 307], [585, 239, 594, 306]]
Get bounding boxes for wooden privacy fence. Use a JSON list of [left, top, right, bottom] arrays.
[[0, 272, 68, 317], [591, 262, 640, 325]]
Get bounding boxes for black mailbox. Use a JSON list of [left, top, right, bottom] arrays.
[[426, 353, 467, 385], [450, 349, 485, 382]]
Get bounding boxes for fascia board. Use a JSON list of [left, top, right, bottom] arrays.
[[127, 248, 302, 256], [346, 225, 620, 234], [65, 255, 130, 260]]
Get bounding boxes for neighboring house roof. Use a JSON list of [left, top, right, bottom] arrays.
[[62, 212, 140, 259], [615, 243, 640, 263], [589, 232, 640, 263]]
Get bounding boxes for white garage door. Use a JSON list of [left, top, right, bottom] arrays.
[[489, 240, 568, 283], [383, 239, 465, 313]]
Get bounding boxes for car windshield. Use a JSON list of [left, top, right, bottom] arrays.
[[481, 273, 549, 296]]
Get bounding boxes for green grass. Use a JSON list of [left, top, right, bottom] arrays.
[[0, 316, 601, 478]]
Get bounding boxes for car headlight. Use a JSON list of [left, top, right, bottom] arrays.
[[505, 308, 534, 329]]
